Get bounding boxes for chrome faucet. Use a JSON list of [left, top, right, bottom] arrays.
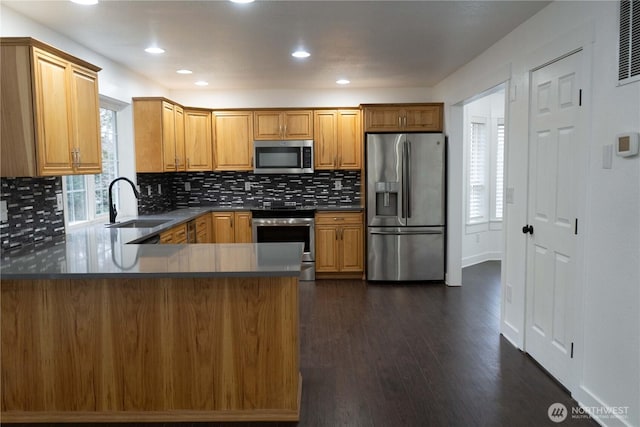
[[108, 177, 140, 224]]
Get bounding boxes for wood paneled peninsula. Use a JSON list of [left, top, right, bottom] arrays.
[[1, 212, 303, 423]]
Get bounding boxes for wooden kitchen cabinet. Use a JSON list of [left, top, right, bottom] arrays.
[[1, 38, 101, 177], [195, 213, 212, 243], [213, 111, 254, 171], [362, 103, 443, 132], [184, 108, 213, 171], [134, 98, 186, 173], [315, 211, 364, 277], [254, 110, 313, 140], [159, 223, 188, 244], [314, 109, 361, 170], [211, 212, 252, 243]]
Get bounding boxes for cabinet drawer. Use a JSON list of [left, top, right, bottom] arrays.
[[173, 224, 188, 243], [316, 212, 363, 225]]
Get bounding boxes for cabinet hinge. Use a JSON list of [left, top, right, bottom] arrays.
[[570, 342, 574, 359], [579, 89, 582, 106], [574, 218, 578, 235]]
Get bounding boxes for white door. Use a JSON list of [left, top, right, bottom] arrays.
[[525, 50, 583, 387]]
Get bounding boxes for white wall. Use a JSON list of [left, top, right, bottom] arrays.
[[462, 90, 505, 267], [1, 4, 167, 217], [434, 2, 639, 426]]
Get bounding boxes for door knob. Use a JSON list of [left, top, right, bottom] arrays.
[[522, 225, 534, 235]]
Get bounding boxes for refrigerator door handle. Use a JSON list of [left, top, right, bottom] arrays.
[[369, 230, 444, 235], [406, 139, 412, 218], [401, 140, 407, 219]]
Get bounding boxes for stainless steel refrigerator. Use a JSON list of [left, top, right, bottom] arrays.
[[366, 133, 445, 281]]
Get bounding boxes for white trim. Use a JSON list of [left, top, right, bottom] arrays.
[[462, 251, 502, 268]]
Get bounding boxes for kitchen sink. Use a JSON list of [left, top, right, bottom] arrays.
[[106, 219, 170, 229]]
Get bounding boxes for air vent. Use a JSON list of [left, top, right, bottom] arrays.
[[619, 0, 640, 84]]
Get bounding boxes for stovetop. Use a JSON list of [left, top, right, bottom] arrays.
[[250, 201, 316, 218]]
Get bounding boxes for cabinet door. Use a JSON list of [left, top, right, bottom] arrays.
[[162, 101, 177, 171], [33, 48, 73, 175], [133, 100, 164, 173], [234, 212, 253, 243], [69, 64, 101, 174], [403, 105, 442, 132], [363, 107, 403, 132], [253, 111, 283, 140], [213, 111, 253, 171], [195, 214, 211, 243], [313, 110, 337, 170], [283, 110, 313, 139], [184, 109, 213, 171], [160, 230, 174, 243], [173, 223, 188, 244], [174, 105, 185, 171], [337, 110, 361, 170], [339, 224, 364, 272], [211, 212, 235, 243], [315, 224, 339, 272]]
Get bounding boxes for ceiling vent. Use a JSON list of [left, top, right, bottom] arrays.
[[618, 0, 640, 84]]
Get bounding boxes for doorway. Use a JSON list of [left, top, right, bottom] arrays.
[[461, 84, 507, 268]]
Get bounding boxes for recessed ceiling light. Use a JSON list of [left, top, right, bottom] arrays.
[[336, 79, 351, 85], [70, 0, 98, 4], [292, 50, 311, 59], [145, 47, 165, 54], [194, 81, 209, 86], [176, 69, 193, 75], [230, 0, 254, 3]]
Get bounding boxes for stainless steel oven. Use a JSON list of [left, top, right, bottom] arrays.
[[251, 203, 315, 280]]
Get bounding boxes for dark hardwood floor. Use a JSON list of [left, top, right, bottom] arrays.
[[15, 261, 595, 427]]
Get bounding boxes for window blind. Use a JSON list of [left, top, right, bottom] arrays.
[[494, 123, 505, 220], [468, 121, 487, 223], [619, 0, 640, 84]]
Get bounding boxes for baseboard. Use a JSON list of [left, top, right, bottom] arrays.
[[462, 251, 502, 268], [572, 386, 635, 427]]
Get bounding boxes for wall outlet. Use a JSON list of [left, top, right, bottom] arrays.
[[185, 182, 191, 191], [147, 185, 152, 196], [244, 182, 251, 191], [56, 193, 63, 211], [157, 184, 162, 195], [334, 179, 342, 190], [0, 200, 7, 222]]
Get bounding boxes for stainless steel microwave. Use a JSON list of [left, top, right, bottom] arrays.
[[253, 140, 314, 174]]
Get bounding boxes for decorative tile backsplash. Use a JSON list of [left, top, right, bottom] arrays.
[[137, 171, 361, 214], [0, 177, 64, 252]]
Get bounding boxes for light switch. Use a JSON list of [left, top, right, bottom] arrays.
[[506, 187, 515, 204], [603, 144, 613, 169], [185, 182, 191, 191], [158, 184, 162, 195], [56, 194, 63, 211], [245, 182, 251, 191]]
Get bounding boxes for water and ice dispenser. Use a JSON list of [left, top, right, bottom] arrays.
[[375, 181, 399, 216]]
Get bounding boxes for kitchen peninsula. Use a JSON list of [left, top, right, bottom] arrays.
[[1, 211, 303, 423]]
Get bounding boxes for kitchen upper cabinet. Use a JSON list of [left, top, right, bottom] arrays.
[[184, 108, 213, 171], [213, 111, 254, 171], [134, 98, 185, 173], [254, 110, 313, 140], [211, 212, 252, 243], [0, 38, 101, 177], [315, 212, 364, 276], [314, 109, 361, 170], [362, 103, 443, 132]]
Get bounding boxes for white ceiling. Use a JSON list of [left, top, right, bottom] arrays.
[[3, 0, 550, 91]]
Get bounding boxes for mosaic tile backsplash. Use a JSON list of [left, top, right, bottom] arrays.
[[137, 171, 361, 214], [0, 177, 64, 252]]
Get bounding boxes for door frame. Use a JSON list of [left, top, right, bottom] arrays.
[[522, 24, 594, 393]]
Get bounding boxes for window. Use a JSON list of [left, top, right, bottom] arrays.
[[466, 116, 505, 228], [468, 119, 488, 224], [63, 106, 119, 226]]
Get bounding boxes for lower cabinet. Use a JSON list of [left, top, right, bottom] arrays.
[[195, 213, 212, 243], [315, 211, 364, 277], [211, 212, 252, 243], [159, 223, 188, 244]]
